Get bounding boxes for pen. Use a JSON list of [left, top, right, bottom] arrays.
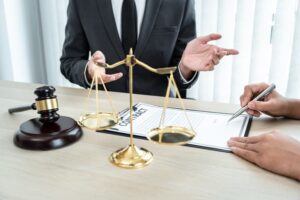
[[227, 83, 276, 123]]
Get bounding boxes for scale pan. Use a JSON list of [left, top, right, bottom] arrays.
[[147, 126, 195, 145], [78, 112, 119, 131]]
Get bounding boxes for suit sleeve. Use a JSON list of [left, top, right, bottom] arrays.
[[60, 0, 90, 88], [170, 0, 198, 90]]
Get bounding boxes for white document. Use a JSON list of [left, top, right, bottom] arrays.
[[109, 103, 252, 151]]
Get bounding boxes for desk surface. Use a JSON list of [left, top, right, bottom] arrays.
[[0, 80, 299, 200]]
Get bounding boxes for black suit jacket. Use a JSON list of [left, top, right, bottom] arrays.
[[60, 0, 198, 96]]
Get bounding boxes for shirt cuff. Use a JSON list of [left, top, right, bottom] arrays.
[[178, 62, 198, 84]]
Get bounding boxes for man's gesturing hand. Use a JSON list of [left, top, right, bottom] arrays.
[[87, 51, 123, 84], [180, 34, 239, 79]]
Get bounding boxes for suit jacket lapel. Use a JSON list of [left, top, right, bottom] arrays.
[[97, 0, 125, 60], [135, 0, 162, 58]]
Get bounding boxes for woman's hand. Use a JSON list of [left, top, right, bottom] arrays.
[[228, 131, 300, 180], [240, 83, 290, 118]]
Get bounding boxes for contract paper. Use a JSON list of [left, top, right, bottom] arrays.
[[108, 103, 252, 151]]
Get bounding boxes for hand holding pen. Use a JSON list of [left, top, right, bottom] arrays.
[[228, 83, 291, 122]]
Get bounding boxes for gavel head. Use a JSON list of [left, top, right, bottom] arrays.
[[34, 86, 60, 123]]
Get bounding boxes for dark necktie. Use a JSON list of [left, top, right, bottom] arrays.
[[122, 0, 137, 54]]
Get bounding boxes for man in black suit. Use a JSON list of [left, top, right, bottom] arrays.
[[61, 0, 238, 96]]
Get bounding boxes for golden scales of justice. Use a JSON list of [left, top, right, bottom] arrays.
[[78, 49, 196, 169]]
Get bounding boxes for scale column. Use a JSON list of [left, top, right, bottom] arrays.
[[109, 49, 153, 169]]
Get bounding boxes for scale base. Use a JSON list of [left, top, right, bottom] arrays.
[[14, 116, 82, 150], [110, 144, 153, 169]]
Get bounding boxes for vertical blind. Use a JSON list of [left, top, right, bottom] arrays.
[[0, 0, 71, 87], [188, 0, 300, 103], [0, 0, 299, 103]]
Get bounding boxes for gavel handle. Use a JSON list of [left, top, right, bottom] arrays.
[[8, 103, 36, 114]]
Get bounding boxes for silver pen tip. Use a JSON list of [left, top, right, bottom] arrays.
[[227, 116, 234, 123]]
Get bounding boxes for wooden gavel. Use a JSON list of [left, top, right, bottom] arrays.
[[8, 86, 60, 123], [8, 86, 82, 150]]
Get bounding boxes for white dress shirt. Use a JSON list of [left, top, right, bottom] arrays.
[[111, 0, 146, 40]]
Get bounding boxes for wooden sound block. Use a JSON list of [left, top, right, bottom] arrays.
[[14, 116, 82, 150]]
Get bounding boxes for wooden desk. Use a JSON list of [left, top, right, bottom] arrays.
[[0, 80, 299, 200]]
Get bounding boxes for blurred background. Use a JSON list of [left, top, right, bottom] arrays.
[[0, 0, 300, 103]]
